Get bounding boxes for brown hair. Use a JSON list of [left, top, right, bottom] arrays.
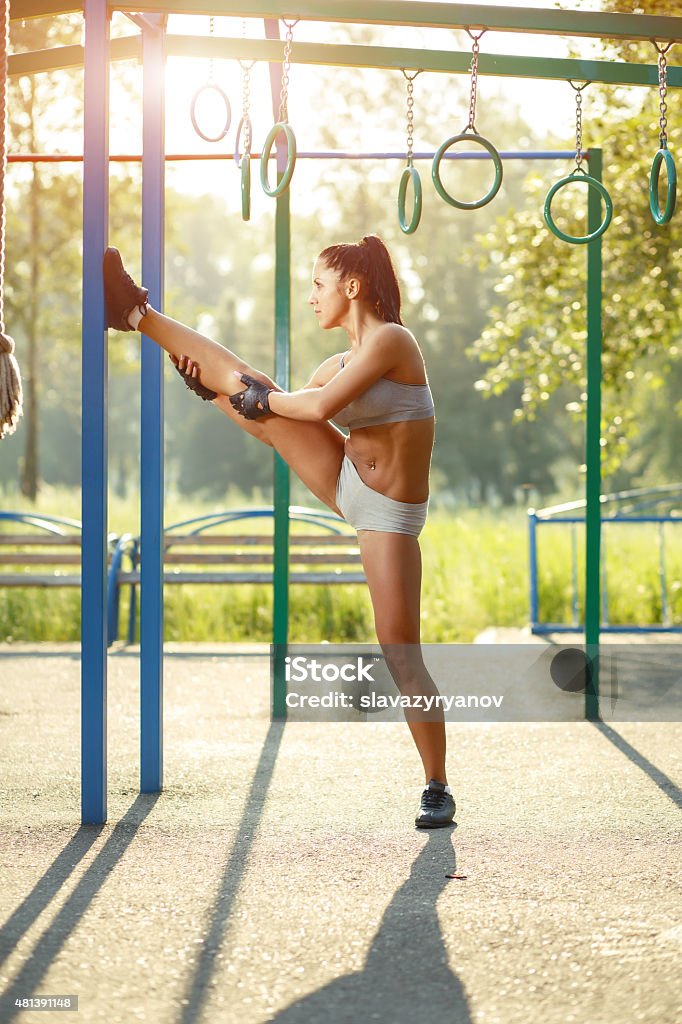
[[318, 234, 404, 326]]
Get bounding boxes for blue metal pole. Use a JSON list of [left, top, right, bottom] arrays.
[[571, 522, 579, 627], [528, 510, 539, 632], [658, 522, 669, 626], [140, 17, 166, 794], [81, 0, 109, 825], [600, 524, 609, 626]]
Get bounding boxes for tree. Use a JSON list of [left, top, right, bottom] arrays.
[[5, 17, 83, 498], [470, 72, 682, 485]]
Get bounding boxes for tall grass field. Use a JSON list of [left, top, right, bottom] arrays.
[[0, 487, 680, 643]]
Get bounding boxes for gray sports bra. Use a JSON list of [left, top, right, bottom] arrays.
[[332, 351, 435, 431]]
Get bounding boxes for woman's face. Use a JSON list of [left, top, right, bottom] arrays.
[[308, 259, 356, 330]]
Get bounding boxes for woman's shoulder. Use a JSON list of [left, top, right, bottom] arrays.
[[372, 322, 424, 361], [371, 323, 427, 383]]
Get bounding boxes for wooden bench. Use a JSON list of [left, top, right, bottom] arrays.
[[0, 508, 365, 647], [109, 507, 366, 644], [0, 511, 123, 639]]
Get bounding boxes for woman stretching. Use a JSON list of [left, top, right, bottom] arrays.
[[103, 234, 455, 829]]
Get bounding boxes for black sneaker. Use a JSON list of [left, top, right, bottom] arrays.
[[415, 779, 456, 829], [103, 247, 149, 331]]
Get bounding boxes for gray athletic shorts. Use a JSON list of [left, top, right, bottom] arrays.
[[335, 455, 429, 537]]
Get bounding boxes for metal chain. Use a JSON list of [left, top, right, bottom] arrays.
[[208, 16, 215, 83], [278, 19, 298, 123], [239, 59, 255, 154], [465, 29, 486, 132], [402, 70, 422, 167], [654, 42, 673, 147], [569, 80, 590, 171]]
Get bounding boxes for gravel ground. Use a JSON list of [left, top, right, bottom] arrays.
[[0, 639, 680, 1024]]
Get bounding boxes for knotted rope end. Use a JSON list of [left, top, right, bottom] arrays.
[[0, 333, 24, 440]]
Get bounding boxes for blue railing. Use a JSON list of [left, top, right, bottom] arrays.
[[0, 510, 84, 535], [528, 484, 682, 633]]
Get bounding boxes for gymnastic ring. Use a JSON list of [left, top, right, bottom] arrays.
[[260, 122, 297, 197], [190, 83, 232, 143], [233, 115, 253, 170], [432, 131, 503, 210], [241, 153, 251, 222], [649, 146, 677, 225], [398, 165, 422, 234], [544, 171, 613, 244]]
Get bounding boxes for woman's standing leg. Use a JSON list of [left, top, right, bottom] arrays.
[[356, 530, 448, 785]]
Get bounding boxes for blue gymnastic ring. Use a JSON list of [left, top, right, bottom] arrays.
[[544, 171, 613, 244], [398, 165, 422, 234], [432, 131, 503, 210], [649, 146, 677, 225], [190, 83, 231, 143], [260, 122, 297, 197]]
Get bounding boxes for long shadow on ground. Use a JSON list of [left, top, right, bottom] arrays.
[[267, 829, 471, 1024]]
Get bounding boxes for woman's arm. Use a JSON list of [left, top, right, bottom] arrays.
[[267, 325, 406, 422]]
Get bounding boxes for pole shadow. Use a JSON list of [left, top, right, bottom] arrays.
[[590, 720, 682, 809], [177, 720, 285, 1024], [0, 794, 160, 1022]]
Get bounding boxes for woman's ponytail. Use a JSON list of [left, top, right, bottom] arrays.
[[360, 235, 403, 325]]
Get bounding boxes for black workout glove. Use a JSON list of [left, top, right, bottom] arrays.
[[229, 373, 274, 420], [172, 358, 218, 401]]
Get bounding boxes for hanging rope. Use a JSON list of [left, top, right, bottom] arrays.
[[0, 0, 21, 440]]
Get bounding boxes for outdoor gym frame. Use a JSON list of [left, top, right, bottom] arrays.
[[7, 2, 682, 824]]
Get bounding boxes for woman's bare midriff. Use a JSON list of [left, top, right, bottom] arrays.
[[344, 418, 435, 503]]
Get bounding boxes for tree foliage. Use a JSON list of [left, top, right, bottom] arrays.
[[470, 21, 682, 484]]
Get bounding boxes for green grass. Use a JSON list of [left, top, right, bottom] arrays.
[[0, 487, 680, 643]]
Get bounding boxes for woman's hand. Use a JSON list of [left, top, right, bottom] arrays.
[[229, 371, 274, 420], [169, 353, 218, 401]]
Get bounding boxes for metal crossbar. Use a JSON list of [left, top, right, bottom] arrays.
[[8, 37, 682, 90], [10, 1, 682, 44]]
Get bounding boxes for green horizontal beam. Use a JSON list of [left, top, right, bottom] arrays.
[[164, 36, 682, 89], [10, 34, 682, 91], [8, 35, 139, 77], [10, 0, 82, 19], [10, 0, 682, 44]]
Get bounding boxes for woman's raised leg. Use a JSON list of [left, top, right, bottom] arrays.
[[140, 307, 253, 396], [140, 311, 347, 515], [104, 248, 347, 514]]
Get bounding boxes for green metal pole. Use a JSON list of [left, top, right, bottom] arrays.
[[272, 184, 291, 719], [585, 148, 602, 720], [266, 17, 291, 720]]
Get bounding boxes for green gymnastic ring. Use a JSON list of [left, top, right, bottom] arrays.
[[398, 165, 422, 234], [544, 171, 613, 245], [260, 122, 297, 197], [431, 131, 503, 210], [190, 82, 231, 143], [649, 146, 677, 225], [241, 152, 251, 222]]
